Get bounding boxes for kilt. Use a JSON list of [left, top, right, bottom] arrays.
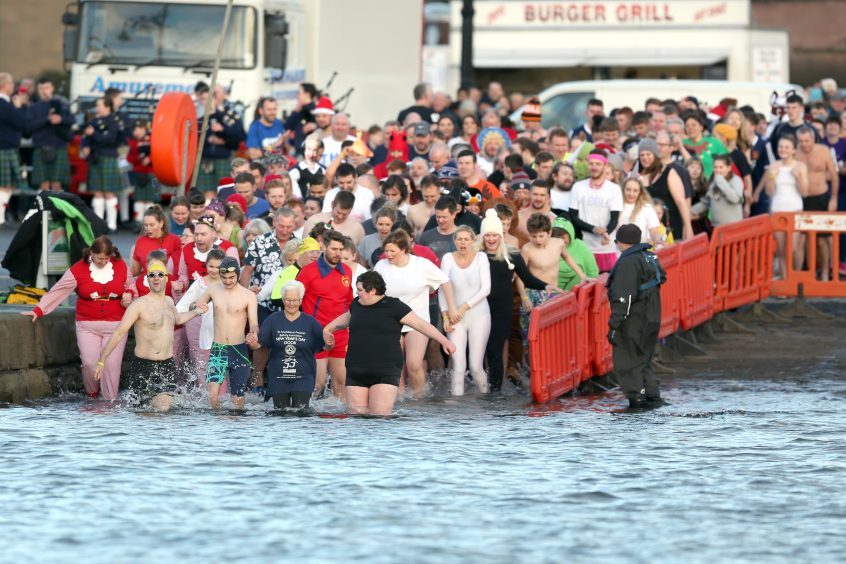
[[0, 149, 21, 188], [88, 156, 122, 193], [196, 157, 231, 192], [132, 172, 160, 202], [31, 146, 71, 187]]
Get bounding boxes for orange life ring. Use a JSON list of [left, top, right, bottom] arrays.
[[151, 92, 198, 187]]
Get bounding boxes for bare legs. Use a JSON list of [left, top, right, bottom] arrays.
[[347, 384, 398, 416]]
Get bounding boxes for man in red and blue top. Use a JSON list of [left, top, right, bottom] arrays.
[[297, 229, 353, 400]]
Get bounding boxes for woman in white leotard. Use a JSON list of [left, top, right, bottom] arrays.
[[439, 226, 492, 395], [766, 135, 809, 276]]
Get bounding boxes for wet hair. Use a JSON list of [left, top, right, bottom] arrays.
[[383, 229, 411, 253], [143, 205, 170, 236], [526, 212, 552, 234], [323, 229, 346, 248], [206, 249, 226, 264], [82, 235, 121, 262], [357, 270, 387, 296]]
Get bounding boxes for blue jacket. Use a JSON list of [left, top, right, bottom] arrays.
[[202, 103, 245, 160], [27, 98, 74, 148], [0, 97, 27, 150]]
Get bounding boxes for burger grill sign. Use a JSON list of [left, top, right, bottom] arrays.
[[471, 1, 750, 27]]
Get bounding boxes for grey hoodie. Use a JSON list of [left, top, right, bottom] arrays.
[[691, 174, 744, 226]]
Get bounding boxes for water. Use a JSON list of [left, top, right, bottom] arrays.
[[2, 374, 845, 564]]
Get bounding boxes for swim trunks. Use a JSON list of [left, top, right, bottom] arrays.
[[315, 328, 348, 360], [802, 193, 829, 212], [128, 356, 177, 400], [206, 342, 252, 397], [346, 368, 400, 388]]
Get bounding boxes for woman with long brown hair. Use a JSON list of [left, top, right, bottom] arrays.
[[130, 205, 183, 287], [22, 236, 132, 400]]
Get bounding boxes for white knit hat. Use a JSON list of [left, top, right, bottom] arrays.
[[480, 209, 503, 237]]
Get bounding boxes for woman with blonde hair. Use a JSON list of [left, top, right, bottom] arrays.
[[616, 177, 663, 247]]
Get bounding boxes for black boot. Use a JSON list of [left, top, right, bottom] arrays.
[[646, 395, 665, 407], [628, 394, 648, 409]]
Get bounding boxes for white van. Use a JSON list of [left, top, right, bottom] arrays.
[[511, 80, 804, 131]]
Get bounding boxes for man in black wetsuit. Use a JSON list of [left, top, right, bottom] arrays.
[[606, 224, 666, 408]]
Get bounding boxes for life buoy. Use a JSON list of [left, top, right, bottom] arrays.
[[151, 92, 198, 187]]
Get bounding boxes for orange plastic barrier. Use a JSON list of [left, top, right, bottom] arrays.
[[771, 212, 846, 297], [710, 215, 773, 312], [151, 92, 198, 188], [528, 292, 582, 403], [656, 245, 681, 339], [679, 233, 714, 329], [588, 274, 614, 377]]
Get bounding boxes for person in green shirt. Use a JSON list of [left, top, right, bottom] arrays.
[[681, 110, 727, 179], [552, 216, 599, 290]]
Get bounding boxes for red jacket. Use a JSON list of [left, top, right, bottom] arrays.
[[33, 258, 129, 322], [180, 239, 236, 285], [127, 137, 153, 174], [296, 255, 353, 326]]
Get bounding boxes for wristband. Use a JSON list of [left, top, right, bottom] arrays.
[[96, 361, 105, 367]]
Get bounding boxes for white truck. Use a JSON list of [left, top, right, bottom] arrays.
[[61, 0, 423, 128]]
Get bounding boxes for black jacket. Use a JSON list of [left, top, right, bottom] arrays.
[[606, 243, 666, 333]]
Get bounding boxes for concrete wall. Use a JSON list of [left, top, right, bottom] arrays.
[[0, 306, 83, 402]]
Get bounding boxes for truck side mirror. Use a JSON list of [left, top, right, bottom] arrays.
[[265, 14, 288, 70], [61, 12, 79, 26], [63, 28, 79, 63]]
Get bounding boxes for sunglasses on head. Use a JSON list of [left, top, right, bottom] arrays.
[[219, 266, 239, 273], [146, 272, 167, 279]]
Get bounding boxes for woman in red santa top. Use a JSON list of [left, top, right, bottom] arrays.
[[130, 205, 183, 291], [22, 236, 133, 400]]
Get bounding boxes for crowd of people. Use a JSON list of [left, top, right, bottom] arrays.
[[5, 71, 846, 413]]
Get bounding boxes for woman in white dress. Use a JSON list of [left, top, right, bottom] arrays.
[[766, 135, 809, 276], [615, 178, 663, 248], [373, 229, 459, 397]]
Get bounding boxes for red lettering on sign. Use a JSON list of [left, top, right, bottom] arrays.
[[525, 4, 534, 22], [595, 3, 606, 21], [487, 5, 505, 25]]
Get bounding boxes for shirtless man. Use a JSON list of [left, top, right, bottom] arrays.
[[193, 257, 259, 409], [94, 261, 207, 411], [516, 180, 557, 238], [302, 190, 365, 246], [796, 126, 840, 280], [407, 175, 440, 237], [521, 213, 587, 299]]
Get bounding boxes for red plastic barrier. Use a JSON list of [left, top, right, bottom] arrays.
[[528, 292, 582, 403], [710, 215, 774, 312], [588, 274, 614, 377], [679, 234, 714, 329], [656, 245, 681, 339], [571, 281, 594, 383]]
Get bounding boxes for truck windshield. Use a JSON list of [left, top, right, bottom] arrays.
[[77, 1, 256, 69]]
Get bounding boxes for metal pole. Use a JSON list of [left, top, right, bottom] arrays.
[[190, 0, 234, 190], [460, 0, 475, 89], [180, 120, 191, 195]]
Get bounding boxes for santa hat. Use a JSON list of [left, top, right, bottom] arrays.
[[216, 177, 235, 193], [707, 104, 729, 123], [264, 174, 283, 183], [313, 96, 335, 116], [522, 97, 542, 123], [225, 193, 248, 213]]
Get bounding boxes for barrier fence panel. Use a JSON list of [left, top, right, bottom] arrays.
[[771, 212, 846, 298], [589, 274, 614, 377], [711, 216, 770, 312], [528, 292, 582, 404], [679, 234, 714, 329], [572, 281, 594, 384], [656, 245, 681, 338]]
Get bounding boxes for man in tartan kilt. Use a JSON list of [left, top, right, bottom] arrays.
[[197, 85, 245, 201], [28, 77, 74, 192], [0, 72, 27, 226], [81, 97, 123, 231]]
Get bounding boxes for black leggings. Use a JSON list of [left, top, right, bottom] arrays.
[[272, 392, 311, 409], [485, 308, 512, 392]]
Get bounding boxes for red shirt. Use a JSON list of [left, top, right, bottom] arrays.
[[181, 239, 236, 284], [378, 243, 440, 267], [69, 258, 129, 322], [133, 233, 182, 273], [127, 137, 153, 174], [296, 255, 353, 326]]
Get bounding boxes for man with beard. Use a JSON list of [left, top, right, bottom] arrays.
[[550, 161, 575, 212], [408, 122, 434, 161], [517, 180, 556, 238]]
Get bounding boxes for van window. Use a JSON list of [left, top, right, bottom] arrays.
[[542, 91, 596, 131]]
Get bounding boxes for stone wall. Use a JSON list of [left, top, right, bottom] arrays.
[[0, 306, 83, 402]]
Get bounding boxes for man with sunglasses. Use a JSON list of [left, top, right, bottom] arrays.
[[194, 257, 259, 410], [94, 262, 207, 411]]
